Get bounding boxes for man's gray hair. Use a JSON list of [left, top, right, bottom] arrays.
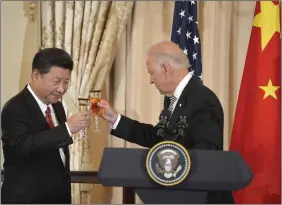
[[150, 50, 191, 70]]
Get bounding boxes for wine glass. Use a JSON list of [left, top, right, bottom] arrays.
[[89, 90, 104, 133], [78, 97, 90, 139]]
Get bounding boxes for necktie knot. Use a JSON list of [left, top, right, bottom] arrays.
[[45, 106, 54, 128], [168, 96, 177, 113], [170, 96, 177, 101], [45, 106, 51, 115]]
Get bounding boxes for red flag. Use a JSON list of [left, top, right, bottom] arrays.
[[229, 1, 281, 204]]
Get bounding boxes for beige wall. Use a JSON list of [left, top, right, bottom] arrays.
[[1, 1, 40, 167]]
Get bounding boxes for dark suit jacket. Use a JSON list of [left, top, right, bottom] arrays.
[[111, 76, 234, 204], [1, 86, 73, 204]]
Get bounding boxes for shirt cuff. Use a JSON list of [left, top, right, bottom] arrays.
[[111, 114, 121, 130], [65, 122, 72, 136]]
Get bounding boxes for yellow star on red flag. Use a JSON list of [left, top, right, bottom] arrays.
[[252, 1, 280, 51], [259, 79, 280, 99]]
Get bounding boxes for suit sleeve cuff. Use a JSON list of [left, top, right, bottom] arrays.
[[111, 114, 121, 130], [65, 122, 72, 137]]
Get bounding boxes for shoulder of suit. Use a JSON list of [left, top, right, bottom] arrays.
[[193, 83, 222, 105], [2, 89, 26, 111]]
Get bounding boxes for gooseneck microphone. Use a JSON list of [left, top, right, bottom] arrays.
[[173, 116, 188, 141], [156, 109, 170, 138]]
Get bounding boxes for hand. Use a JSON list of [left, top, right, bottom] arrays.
[[66, 112, 89, 134], [97, 100, 118, 125]]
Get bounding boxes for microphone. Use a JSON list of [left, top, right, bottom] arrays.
[[156, 109, 170, 138], [173, 116, 188, 141]]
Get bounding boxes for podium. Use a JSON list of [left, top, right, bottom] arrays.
[[98, 147, 253, 204]]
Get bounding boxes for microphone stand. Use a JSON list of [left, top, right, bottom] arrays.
[[156, 109, 170, 139], [173, 116, 188, 142]]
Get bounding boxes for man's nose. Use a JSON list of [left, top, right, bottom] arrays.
[[150, 76, 154, 84], [57, 83, 64, 93]]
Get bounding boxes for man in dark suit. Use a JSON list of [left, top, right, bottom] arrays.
[[98, 41, 234, 203], [1, 48, 89, 204]]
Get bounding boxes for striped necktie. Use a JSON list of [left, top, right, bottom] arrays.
[[168, 96, 177, 114]]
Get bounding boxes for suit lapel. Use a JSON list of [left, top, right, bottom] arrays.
[[23, 86, 49, 129], [52, 103, 70, 169], [167, 77, 199, 131], [52, 103, 65, 125]]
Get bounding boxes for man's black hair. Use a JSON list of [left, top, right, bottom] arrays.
[[32, 48, 73, 74]]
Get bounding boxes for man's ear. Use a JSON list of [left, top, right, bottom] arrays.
[[161, 62, 171, 73], [32, 69, 40, 79]]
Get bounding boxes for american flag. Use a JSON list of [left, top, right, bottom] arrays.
[[164, 1, 202, 108]]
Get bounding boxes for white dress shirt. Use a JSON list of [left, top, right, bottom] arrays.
[[169, 72, 192, 113], [27, 84, 72, 166], [111, 72, 193, 130]]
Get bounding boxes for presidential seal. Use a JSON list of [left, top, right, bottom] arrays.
[[146, 141, 191, 186]]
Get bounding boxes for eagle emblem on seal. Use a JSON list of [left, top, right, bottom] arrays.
[[146, 141, 191, 186], [155, 149, 182, 179]]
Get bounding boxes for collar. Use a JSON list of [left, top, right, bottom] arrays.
[[27, 84, 49, 115], [173, 72, 193, 99]]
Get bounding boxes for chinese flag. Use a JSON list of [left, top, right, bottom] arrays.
[[229, 1, 281, 204]]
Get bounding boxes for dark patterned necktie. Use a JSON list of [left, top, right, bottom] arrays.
[[45, 106, 55, 128], [168, 96, 177, 114]]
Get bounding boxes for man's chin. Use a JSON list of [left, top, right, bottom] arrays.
[[156, 88, 169, 96], [159, 90, 169, 96], [48, 96, 61, 104], [159, 90, 165, 95]]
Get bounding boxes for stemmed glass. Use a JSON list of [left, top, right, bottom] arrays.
[[89, 90, 104, 133], [77, 98, 90, 139]]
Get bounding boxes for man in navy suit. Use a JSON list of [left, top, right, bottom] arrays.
[[98, 41, 234, 204]]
